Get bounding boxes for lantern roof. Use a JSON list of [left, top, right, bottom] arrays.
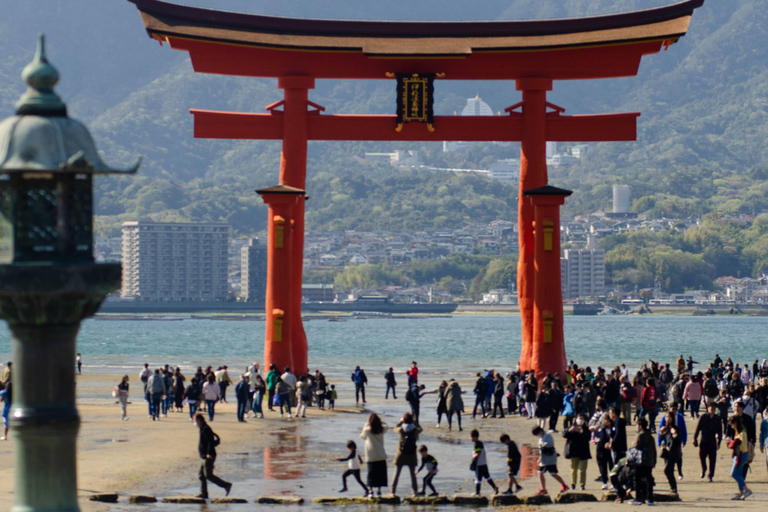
[[0, 36, 140, 174]]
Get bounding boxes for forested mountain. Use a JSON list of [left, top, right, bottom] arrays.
[[0, 1, 765, 235]]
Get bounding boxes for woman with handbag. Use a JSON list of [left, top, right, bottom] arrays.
[[659, 411, 682, 494], [563, 413, 591, 490], [116, 375, 130, 421], [726, 415, 753, 500]]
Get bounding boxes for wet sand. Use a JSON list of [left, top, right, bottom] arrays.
[[0, 372, 765, 511]]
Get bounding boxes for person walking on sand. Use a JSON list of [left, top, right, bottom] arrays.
[[361, 413, 388, 498], [202, 374, 221, 421], [216, 366, 233, 404], [391, 412, 422, 497], [445, 380, 464, 431], [173, 368, 186, 413], [725, 415, 752, 500], [385, 367, 397, 399], [296, 376, 311, 418], [532, 426, 568, 496], [563, 413, 591, 491], [195, 413, 232, 500], [76, 353, 82, 375], [146, 368, 166, 421], [117, 375, 130, 421], [337, 440, 369, 495], [234, 374, 250, 422], [139, 363, 152, 418], [499, 434, 523, 494], [472, 373, 489, 419], [352, 366, 368, 406], [693, 402, 722, 482], [759, 406, 768, 474], [469, 429, 499, 497]]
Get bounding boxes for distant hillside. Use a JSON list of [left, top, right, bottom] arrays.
[[0, 1, 764, 234]]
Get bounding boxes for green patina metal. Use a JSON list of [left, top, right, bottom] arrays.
[[0, 36, 139, 512]]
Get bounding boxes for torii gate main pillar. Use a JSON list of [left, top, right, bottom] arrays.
[[516, 78, 552, 376]]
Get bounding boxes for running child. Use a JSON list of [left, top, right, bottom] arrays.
[[337, 440, 369, 495], [532, 426, 568, 496], [499, 434, 523, 494], [416, 445, 438, 496], [469, 429, 499, 496]]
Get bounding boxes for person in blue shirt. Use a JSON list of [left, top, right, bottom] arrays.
[[561, 385, 575, 430], [351, 366, 368, 406], [657, 402, 687, 481], [759, 406, 768, 475]]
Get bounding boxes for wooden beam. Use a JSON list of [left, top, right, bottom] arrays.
[[191, 109, 638, 142]]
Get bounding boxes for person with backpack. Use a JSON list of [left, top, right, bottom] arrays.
[[195, 413, 232, 499], [445, 380, 465, 431], [391, 413, 422, 497], [630, 418, 657, 506], [703, 371, 719, 407], [639, 378, 659, 433], [352, 366, 368, 406], [405, 384, 426, 425], [295, 376, 311, 418], [472, 373, 489, 419], [728, 372, 745, 401], [470, 429, 499, 497]]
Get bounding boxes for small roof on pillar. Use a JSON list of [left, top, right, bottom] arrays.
[[128, 0, 705, 80], [256, 184, 306, 195], [524, 185, 573, 197]]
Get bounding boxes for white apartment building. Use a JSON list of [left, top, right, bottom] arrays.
[[121, 221, 229, 301], [563, 237, 606, 299]]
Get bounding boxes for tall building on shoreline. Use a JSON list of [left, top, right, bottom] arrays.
[[563, 236, 606, 299], [121, 221, 229, 300], [240, 238, 267, 302]]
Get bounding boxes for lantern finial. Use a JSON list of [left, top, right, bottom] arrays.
[[15, 35, 67, 116]]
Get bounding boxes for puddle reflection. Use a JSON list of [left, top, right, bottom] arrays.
[[264, 428, 308, 480]]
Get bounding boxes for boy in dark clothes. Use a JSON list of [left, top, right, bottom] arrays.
[[417, 445, 439, 496], [337, 440, 368, 495], [500, 434, 523, 494]]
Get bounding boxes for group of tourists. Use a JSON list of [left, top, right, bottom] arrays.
[[101, 352, 768, 503], [115, 362, 337, 422]]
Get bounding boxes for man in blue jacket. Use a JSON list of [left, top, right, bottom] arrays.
[[352, 366, 368, 406], [657, 402, 687, 480]]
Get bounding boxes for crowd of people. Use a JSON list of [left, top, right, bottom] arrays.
[[95, 353, 768, 502]]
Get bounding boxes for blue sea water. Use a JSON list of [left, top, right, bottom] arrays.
[[0, 315, 765, 377]]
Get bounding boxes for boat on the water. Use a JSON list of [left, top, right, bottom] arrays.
[[303, 295, 458, 314]]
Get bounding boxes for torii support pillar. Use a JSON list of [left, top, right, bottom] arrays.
[[257, 185, 305, 373], [278, 76, 314, 377], [516, 78, 552, 374], [524, 185, 572, 385]]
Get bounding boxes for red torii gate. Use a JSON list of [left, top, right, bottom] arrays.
[[129, 0, 705, 380]]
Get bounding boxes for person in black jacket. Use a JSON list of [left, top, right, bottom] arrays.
[[608, 407, 628, 463], [563, 413, 591, 490], [693, 402, 722, 481], [234, 374, 250, 423], [195, 413, 232, 499], [547, 382, 563, 432]]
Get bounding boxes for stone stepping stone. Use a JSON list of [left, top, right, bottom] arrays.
[[312, 496, 401, 505], [256, 496, 305, 505], [491, 494, 523, 506], [652, 491, 681, 502], [89, 493, 118, 503], [523, 494, 553, 505], [129, 495, 157, 504], [211, 497, 249, 504], [161, 496, 207, 504], [600, 491, 618, 502], [555, 492, 598, 504], [402, 495, 451, 505], [452, 494, 489, 506]]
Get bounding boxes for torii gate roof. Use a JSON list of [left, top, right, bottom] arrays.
[[129, 0, 704, 80]]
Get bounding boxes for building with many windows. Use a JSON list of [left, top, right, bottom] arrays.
[[563, 236, 606, 299], [240, 238, 267, 302], [121, 222, 229, 300]]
